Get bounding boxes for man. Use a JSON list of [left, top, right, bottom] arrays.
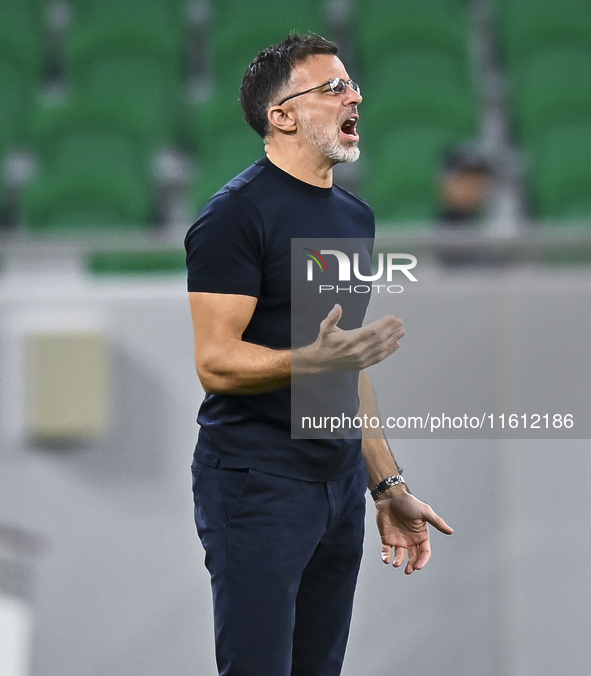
[[437, 145, 495, 266], [439, 145, 493, 226], [185, 34, 453, 676]]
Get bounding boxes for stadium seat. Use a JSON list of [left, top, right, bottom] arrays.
[[360, 51, 477, 150], [182, 94, 251, 156], [23, 105, 156, 231], [365, 49, 473, 95], [0, 62, 30, 160], [496, 0, 591, 68], [0, 0, 42, 38], [188, 130, 264, 214], [29, 102, 156, 173], [65, 24, 184, 144], [363, 126, 457, 223], [510, 50, 591, 143], [23, 174, 153, 232], [356, 0, 470, 73], [0, 23, 42, 158], [213, 0, 325, 38], [209, 0, 327, 95], [69, 0, 186, 36], [527, 123, 591, 221]]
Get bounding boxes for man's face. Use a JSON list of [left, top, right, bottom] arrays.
[[442, 170, 491, 214], [283, 54, 362, 164]]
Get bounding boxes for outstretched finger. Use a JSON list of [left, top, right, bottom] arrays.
[[381, 543, 393, 564], [424, 505, 454, 535]]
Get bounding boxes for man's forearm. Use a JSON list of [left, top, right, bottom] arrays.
[[358, 370, 407, 494], [197, 338, 292, 394], [362, 438, 403, 488], [197, 338, 335, 394], [195, 298, 404, 395]]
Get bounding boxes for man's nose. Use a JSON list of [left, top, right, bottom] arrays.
[[344, 83, 362, 105]]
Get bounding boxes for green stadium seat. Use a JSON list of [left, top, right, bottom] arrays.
[[363, 126, 457, 223], [182, 95, 251, 156], [360, 52, 477, 150], [213, 0, 325, 39], [356, 0, 470, 73], [23, 105, 156, 232], [189, 130, 264, 214], [65, 24, 184, 144], [527, 123, 591, 220], [69, 0, 186, 36], [0, 17, 42, 228], [510, 50, 591, 143], [0, 62, 30, 160], [496, 0, 591, 68], [0, 0, 42, 39], [23, 173, 153, 232], [0, 23, 42, 159], [29, 102, 156, 173], [209, 0, 328, 96], [366, 49, 473, 94]]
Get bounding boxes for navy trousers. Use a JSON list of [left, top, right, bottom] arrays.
[[191, 458, 368, 676]]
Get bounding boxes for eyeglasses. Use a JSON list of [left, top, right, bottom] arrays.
[[277, 78, 361, 106]]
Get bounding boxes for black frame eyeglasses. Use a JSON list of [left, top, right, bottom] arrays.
[[277, 78, 361, 106]]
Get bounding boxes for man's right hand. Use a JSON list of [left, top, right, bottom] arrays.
[[292, 304, 405, 374]]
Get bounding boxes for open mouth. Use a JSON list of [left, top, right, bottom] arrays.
[[340, 116, 359, 140]]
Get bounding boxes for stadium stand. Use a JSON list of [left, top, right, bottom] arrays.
[[209, 0, 327, 90], [15, 4, 188, 233], [496, 0, 591, 69], [363, 126, 458, 223], [184, 0, 328, 211], [182, 90, 265, 214], [511, 50, 591, 144], [0, 0, 43, 227], [356, 0, 479, 223], [527, 123, 591, 221], [68, 0, 187, 36], [356, 0, 471, 72], [23, 104, 155, 232], [65, 24, 184, 145], [360, 52, 477, 143], [0, 31, 41, 156], [496, 0, 591, 219], [1, 0, 589, 242]]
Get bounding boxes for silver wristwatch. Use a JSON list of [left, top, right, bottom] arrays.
[[370, 474, 406, 501]]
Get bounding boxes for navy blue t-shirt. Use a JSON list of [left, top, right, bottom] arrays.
[[185, 156, 375, 482]]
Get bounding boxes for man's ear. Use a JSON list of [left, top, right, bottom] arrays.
[[267, 105, 298, 134]]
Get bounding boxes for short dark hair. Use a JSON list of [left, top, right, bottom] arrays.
[[240, 33, 339, 139], [443, 146, 492, 175]]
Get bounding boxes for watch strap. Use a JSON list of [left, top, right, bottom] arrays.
[[370, 474, 406, 501]]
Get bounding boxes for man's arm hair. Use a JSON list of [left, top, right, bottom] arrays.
[[189, 294, 404, 395], [189, 292, 291, 394], [358, 369, 407, 494]]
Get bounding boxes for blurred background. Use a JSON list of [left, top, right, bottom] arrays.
[[1, 0, 591, 674]]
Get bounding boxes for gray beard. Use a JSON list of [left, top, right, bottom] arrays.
[[299, 112, 360, 164]]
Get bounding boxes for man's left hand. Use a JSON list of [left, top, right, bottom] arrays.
[[375, 490, 454, 574]]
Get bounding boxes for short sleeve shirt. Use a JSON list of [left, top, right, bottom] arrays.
[[185, 156, 375, 482]]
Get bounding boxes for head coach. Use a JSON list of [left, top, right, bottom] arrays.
[[184, 33, 453, 676]]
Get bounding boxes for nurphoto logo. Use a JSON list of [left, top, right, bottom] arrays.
[[303, 248, 418, 294]]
